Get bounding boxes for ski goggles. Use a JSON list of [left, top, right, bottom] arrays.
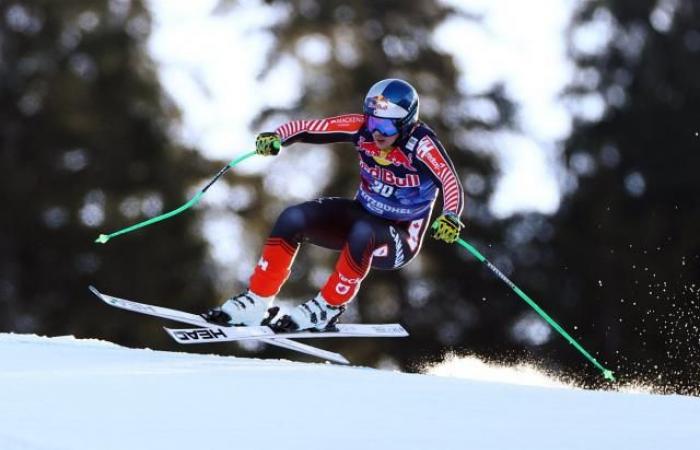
[[366, 116, 399, 137]]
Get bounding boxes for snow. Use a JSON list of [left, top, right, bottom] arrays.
[[1, 334, 698, 450]]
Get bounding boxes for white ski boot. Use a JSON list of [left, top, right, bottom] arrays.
[[273, 294, 345, 332], [202, 290, 274, 326]]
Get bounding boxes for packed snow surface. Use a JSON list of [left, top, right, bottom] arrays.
[[1, 333, 698, 450]]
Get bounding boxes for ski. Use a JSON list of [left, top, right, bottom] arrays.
[[88, 286, 351, 364], [164, 323, 408, 344]]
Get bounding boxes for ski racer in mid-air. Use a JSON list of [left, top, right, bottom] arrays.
[[202, 78, 465, 332]]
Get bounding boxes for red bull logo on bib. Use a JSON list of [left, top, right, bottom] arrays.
[[359, 141, 416, 172]]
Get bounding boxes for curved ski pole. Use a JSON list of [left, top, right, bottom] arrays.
[[95, 151, 257, 244], [455, 237, 615, 382]]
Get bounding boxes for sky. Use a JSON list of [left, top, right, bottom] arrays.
[[146, 0, 582, 218], [2, 333, 699, 450]]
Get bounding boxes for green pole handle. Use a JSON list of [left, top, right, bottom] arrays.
[[455, 237, 615, 381], [95, 151, 257, 244]]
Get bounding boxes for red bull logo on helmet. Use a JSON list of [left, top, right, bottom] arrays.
[[369, 95, 390, 111], [365, 94, 410, 119]]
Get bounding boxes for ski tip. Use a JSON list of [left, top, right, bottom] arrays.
[[88, 285, 101, 297], [95, 234, 110, 244]]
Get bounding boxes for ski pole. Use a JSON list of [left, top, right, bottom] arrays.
[[95, 151, 257, 244], [455, 237, 615, 382]]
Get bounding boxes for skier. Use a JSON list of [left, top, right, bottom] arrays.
[[202, 78, 465, 332]]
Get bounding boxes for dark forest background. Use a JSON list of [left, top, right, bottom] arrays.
[[1, 0, 698, 394]]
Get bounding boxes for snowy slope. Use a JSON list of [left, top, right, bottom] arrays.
[[0, 334, 698, 450]]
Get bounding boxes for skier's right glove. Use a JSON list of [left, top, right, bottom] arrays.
[[255, 132, 282, 156]]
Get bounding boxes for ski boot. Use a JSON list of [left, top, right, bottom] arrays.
[[201, 290, 274, 326], [272, 294, 345, 332]]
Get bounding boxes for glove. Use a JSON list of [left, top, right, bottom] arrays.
[[255, 132, 282, 156], [431, 212, 464, 244]]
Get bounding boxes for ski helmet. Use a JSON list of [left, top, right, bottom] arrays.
[[363, 79, 419, 138]]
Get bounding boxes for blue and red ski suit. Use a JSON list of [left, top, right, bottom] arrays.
[[249, 114, 465, 305]]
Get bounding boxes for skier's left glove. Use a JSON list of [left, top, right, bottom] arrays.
[[431, 212, 464, 244], [255, 132, 282, 156]]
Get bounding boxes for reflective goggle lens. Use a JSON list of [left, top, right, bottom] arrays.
[[367, 116, 399, 136]]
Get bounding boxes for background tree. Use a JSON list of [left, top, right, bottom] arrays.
[[530, 0, 700, 391], [0, 0, 217, 348]]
